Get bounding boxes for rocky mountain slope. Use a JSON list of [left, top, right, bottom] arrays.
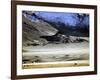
[[22, 11, 89, 47], [22, 13, 58, 46]]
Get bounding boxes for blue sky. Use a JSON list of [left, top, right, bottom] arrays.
[[35, 11, 89, 27], [23, 11, 89, 27]]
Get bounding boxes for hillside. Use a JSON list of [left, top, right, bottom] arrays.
[[22, 13, 58, 46]]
